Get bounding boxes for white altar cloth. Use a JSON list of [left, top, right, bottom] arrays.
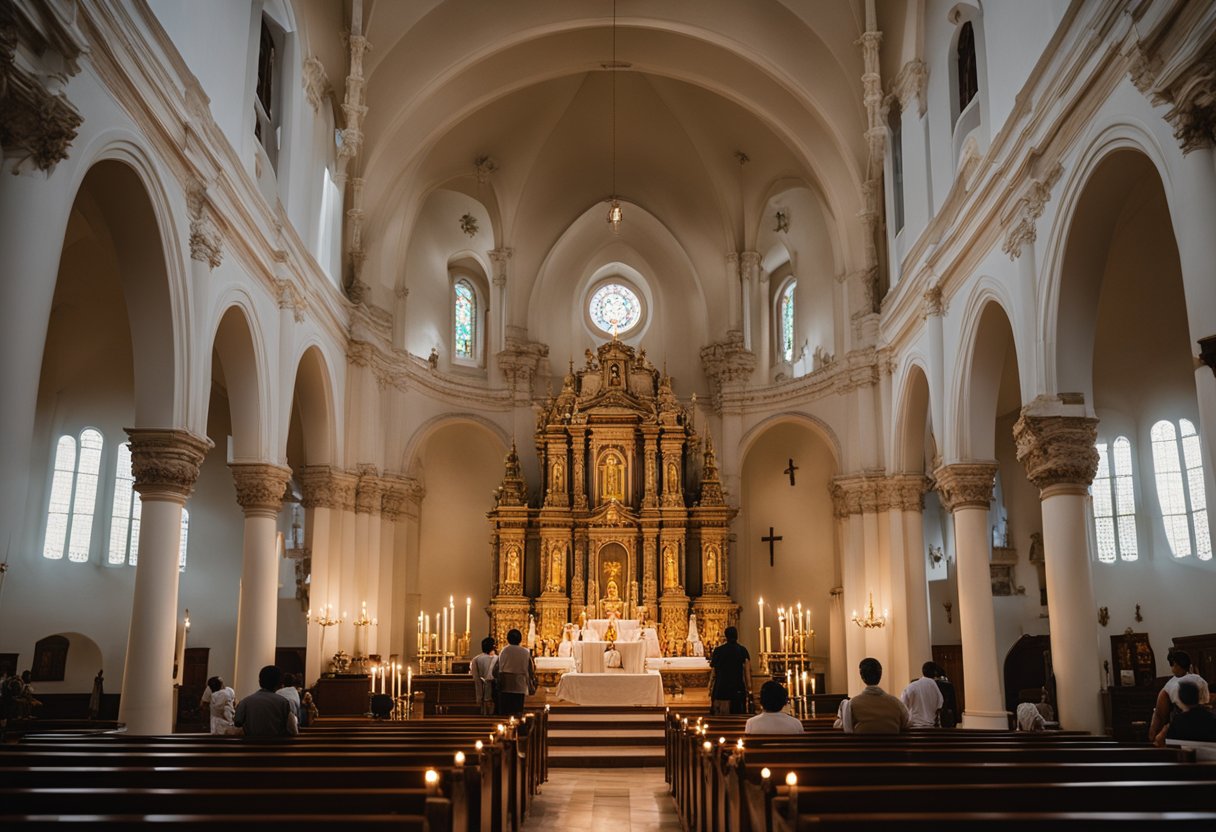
[[574, 640, 645, 674], [646, 656, 711, 671], [535, 657, 576, 673], [583, 618, 641, 641], [555, 671, 666, 707]]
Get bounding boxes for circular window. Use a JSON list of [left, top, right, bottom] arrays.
[[589, 283, 642, 335]]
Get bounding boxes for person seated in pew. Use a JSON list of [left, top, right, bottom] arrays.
[[471, 636, 498, 715], [1155, 681, 1216, 747], [745, 681, 805, 734], [234, 665, 298, 737], [840, 657, 910, 734], [201, 676, 237, 735], [900, 662, 945, 728], [277, 672, 301, 720], [1150, 650, 1211, 740], [1016, 697, 1047, 732]]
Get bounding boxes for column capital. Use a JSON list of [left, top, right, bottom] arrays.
[[354, 465, 384, 514], [297, 465, 358, 511], [230, 463, 293, 516], [1013, 395, 1099, 491], [125, 428, 213, 503], [933, 462, 998, 512], [379, 473, 424, 521], [886, 473, 932, 512]]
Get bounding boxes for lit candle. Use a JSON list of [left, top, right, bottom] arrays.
[[466, 597, 471, 636], [449, 596, 455, 654], [811, 676, 816, 695], [802, 671, 808, 700], [407, 666, 413, 701]]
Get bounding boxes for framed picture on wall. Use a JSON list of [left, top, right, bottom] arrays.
[[31, 635, 69, 682]]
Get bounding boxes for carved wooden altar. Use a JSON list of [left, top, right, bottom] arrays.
[[486, 338, 739, 656]]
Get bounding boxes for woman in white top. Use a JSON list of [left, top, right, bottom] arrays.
[[201, 676, 236, 734]]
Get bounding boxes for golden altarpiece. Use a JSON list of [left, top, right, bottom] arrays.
[[487, 338, 739, 656]]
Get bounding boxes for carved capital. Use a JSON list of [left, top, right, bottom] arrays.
[[886, 473, 931, 512], [354, 466, 383, 514], [739, 251, 762, 283], [1013, 395, 1099, 491], [893, 58, 929, 114], [297, 465, 358, 511], [700, 330, 755, 412], [1002, 162, 1063, 260], [125, 428, 213, 502], [933, 462, 998, 512], [229, 462, 293, 516], [186, 182, 223, 268], [921, 281, 946, 318], [302, 55, 330, 113], [275, 278, 307, 322]]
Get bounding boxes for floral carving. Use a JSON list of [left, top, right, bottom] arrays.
[[1013, 401, 1099, 492], [230, 463, 293, 515], [933, 463, 998, 512], [126, 428, 213, 501]]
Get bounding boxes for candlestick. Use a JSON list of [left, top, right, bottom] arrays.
[[466, 597, 471, 636], [758, 597, 764, 651]]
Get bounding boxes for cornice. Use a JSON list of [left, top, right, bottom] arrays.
[[718, 347, 878, 412]]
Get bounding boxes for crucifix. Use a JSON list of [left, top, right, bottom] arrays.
[[784, 458, 798, 486], [761, 527, 783, 567]]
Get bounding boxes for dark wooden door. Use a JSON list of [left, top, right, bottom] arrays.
[[933, 644, 965, 714], [276, 647, 306, 685], [1003, 634, 1053, 714], [176, 647, 209, 730]]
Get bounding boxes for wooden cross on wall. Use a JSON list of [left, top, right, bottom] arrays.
[[761, 526, 783, 567], [784, 458, 798, 486]]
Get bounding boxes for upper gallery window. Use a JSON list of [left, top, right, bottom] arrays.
[[888, 105, 905, 234], [44, 429, 104, 562], [454, 279, 476, 359], [589, 283, 641, 335], [957, 21, 978, 115], [779, 281, 796, 362], [1150, 419, 1211, 560], [1091, 437, 1139, 562], [254, 16, 283, 168]]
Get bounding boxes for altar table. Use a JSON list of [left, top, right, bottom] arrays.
[[554, 671, 666, 707], [573, 640, 645, 674]]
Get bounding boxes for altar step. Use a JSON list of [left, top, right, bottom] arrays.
[[547, 706, 667, 768]]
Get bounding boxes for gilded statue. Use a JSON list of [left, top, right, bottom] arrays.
[[549, 544, 565, 590], [704, 547, 717, 585], [601, 454, 624, 501], [602, 561, 624, 617], [663, 544, 679, 589], [552, 461, 564, 494], [666, 460, 678, 491], [505, 548, 520, 585]]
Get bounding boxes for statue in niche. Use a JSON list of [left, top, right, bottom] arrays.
[[601, 561, 624, 617], [665, 460, 679, 492], [551, 461, 564, 495], [663, 544, 679, 589], [549, 544, 565, 591], [610, 363, 622, 386], [505, 548, 521, 585], [601, 454, 624, 501], [585, 348, 598, 370], [704, 546, 718, 586]]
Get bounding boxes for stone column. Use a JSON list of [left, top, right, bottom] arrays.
[[119, 428, 212, 734], [298, 465, 341, 685], [354, 468, 383, 657], [230, 462, 293, 697], [1014, 396, 1103, 733], [828, 586, 847, 694], [893, 475, 933, 677], [934, 462, 1006, 728]]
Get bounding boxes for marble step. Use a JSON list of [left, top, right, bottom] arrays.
[[550, 730, 664, 746], [548, 744, 667, 768]]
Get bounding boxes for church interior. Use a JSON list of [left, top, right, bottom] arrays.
[[2, 0, 1215, 827]]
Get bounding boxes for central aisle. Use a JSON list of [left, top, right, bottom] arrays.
[[523, 769, 681, 831]]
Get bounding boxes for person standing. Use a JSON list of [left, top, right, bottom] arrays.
[[840, 657, 910, 734], [745, 681, 805, 734], [87, 669, 104, 721], [900, 662, 944, 728], [709, 626, 752, 715], [201, 676, 236, 735], [494, 629, 535, 716], [470, 637, 498, 715], [233, 665, 297, 737]]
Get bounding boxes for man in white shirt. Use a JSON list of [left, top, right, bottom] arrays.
[[470, 637, 498, 715], [1151, 650, 1211, 739], [745, 681, 805, 735], [276, 672, 301, 719], [900, 662, 945, 728]]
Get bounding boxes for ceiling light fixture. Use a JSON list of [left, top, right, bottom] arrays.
[[606, 0, 623, 233]]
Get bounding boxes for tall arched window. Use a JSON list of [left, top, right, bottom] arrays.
[[887, 105, 904, 234], [109, 442, 190, 570], [1092, 436, 1139, 563], [254, 15, 282, 168], [1151, 419, 1211, 560], [957, 21, 978, 114], [43, 428, 104, 562], [778, 281, 796, 362], [454, 279, 476, 360]]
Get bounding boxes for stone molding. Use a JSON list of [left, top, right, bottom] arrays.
[[297, 465, 358, 512], [893, 58, 929, 115], [830, 472, 930, 517], [496, 334, 549, 403], [933, 462, 998, 512], [230, 462, 293, 516], [1002, 162, 1064, 259], [186, 179, 223, 268], [380, 473, 424, 521], [700, 329, 756, 412], [1012, 395, 1099, 491], [274, 277, 307, 323], [921, 281, 946, 318], [489, 247, 513, 288], [354, 465, 383, 514], [0, 0, 87, 173], [125, 427, 213, 502], [739, 251, 762, 283]]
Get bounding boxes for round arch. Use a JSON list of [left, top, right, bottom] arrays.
[[285, 344, 338, 467], [951, 293, 1020, 461], [738, 411, 842, 470], [893, 359, 934, 473], [402, 413, 512, 474], [207, 299, 269, 461]]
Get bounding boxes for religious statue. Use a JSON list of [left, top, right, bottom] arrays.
[[663, 544, 679, 589], [610, 363, 622, 386], [585, 348, 598, 370], [602, 562, 624, 617], [600, 454, 624, 501], [604, 613, 619, 643], [665, 460, 678, 491], [549, 544, 565, 591], [551, 461, 564, 495], [604, 641, 623, 670], [704, 547, 717, 585], [505, 548, 521, 585]]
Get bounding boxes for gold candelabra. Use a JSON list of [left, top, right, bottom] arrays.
[[852, 592, 888, 629], [308, 604, 343, 666]]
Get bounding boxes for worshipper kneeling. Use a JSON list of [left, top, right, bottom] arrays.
[[745, 681, 805, 734]]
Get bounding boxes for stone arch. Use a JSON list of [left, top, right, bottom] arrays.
[[738, 411, 842, 470], [954, 295, 1020, 461], [894, 359, 934, 473], [402, 413, 511, 474], [285, 344, 338, 467], [207, 300, 269, 460]]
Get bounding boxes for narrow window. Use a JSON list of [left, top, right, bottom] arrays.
[[254, 18, 276, 149], [108, 443, 137, 565], [1092, 437, 1139, 563], [1151, 419, 1211, 560], [43, 435, 77, 560], [888, 105, 904, 233], [179, 508, 190, 571], [454, 279, 476, 359], [1180, 419, 1211, 560], [957, 22, 978, 114], [779, 282, 796, 362]]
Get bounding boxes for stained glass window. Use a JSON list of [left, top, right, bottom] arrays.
[[44, 429, 103, 562], [1151, 419, 1211, 560], [589, 283, 641, 334], [454, 280, 475, 359], [779, 282, 796, 362], [1092, 437, 1138, 563]]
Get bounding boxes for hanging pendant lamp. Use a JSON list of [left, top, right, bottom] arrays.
[[606, 0, 623, 233]]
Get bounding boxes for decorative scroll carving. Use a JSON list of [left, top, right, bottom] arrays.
[[302, 55, 330, 113], [1002, 162, 1064, 259], [700, 330, 756, 412], [185, 181, 223, 269], [893, 58, 928, 115], [933, 463, 998, 512], [1013, 395, 1099, 492], [297, 465, 358, 512], [354, 466, 383, 514], [125, 428, 213, 502]]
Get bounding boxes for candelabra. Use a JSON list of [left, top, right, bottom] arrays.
[[852, 592, 888, 629], [352, 600, 378, 659], [308, 604, 344, 669]]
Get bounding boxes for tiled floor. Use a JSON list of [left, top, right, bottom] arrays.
[[525, 767, 682, 830]]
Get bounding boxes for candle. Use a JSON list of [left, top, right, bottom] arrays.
[[407, 666, 413, 700], [811, 676, 816, 695], [466, 597, 471, 635], [765, 626, 772, 653], [449, 596, 455, 653], [802, 671, 808, 700]]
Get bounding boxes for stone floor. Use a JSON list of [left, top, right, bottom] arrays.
[[524, 767, 682, 830]]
